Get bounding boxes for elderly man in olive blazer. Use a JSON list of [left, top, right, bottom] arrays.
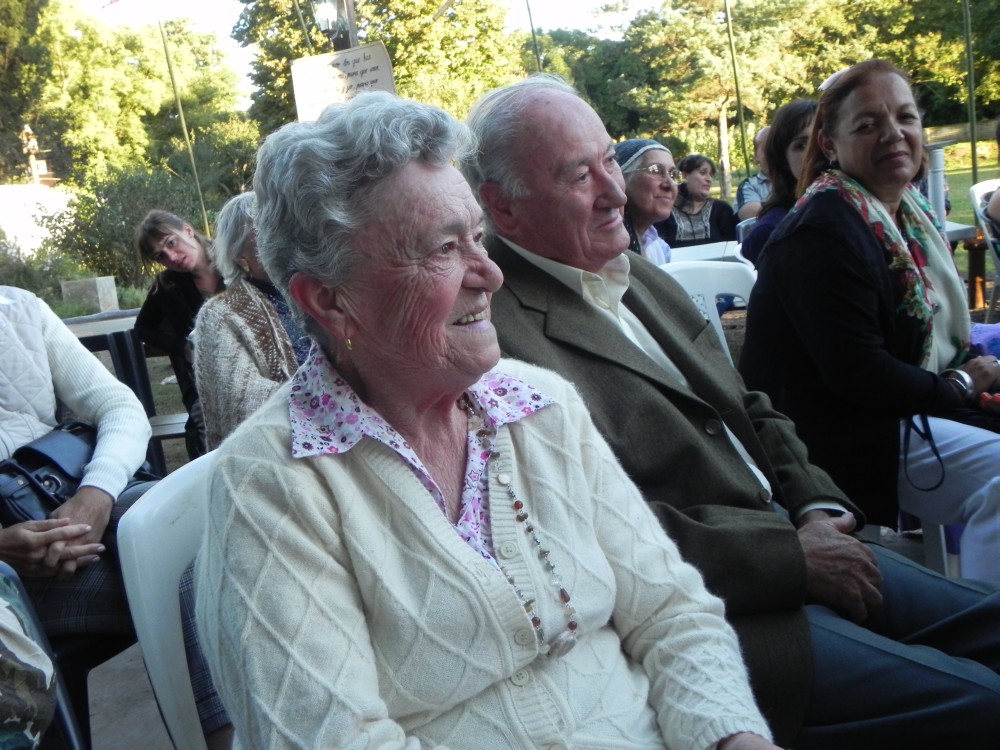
[[463, 74, 1000, 750]]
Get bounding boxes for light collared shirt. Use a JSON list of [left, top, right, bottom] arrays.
[[499, 239, 848, 521]]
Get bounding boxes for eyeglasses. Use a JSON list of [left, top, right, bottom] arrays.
[[634, 163, 681, 181]]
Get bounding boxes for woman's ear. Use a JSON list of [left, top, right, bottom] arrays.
[[817, 131, 837, 164], [288, 273, 350, 341]]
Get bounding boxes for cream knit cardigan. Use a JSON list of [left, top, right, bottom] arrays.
[[0, 287, 149, 497], [196, 359, 770, 750]]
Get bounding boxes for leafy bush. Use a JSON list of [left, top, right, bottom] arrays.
[[40, 166, 205, 288], [0, 244, 89, 307]]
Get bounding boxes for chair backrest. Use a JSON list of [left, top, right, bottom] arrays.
[[736, 217, 757, 242], [118, 451, 217, 750], [970, 179, 1000, 248], [659, 260, 757, 363]]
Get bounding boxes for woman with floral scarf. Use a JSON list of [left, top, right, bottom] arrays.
[[739, 59, 1000, 585]]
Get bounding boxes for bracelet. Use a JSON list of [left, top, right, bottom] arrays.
[[942, 368, 975, 404]]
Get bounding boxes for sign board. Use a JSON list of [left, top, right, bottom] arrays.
[[291, 41, 397, 122]]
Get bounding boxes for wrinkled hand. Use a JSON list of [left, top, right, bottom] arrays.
[[718, 732, 783, 750], [0, 519, 104, 577], [48, 486, 114, 579], [797, 512, 882, 622], [960, 355, 1000, 394]]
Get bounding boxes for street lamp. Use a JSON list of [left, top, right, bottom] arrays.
[[313, 0, 357, 51]]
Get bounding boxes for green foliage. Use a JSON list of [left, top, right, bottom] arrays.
[[233, 0, 525, 132], [163, 114, 260, 203], [0, 242, 88, 306], [40, 167, 205, 288]]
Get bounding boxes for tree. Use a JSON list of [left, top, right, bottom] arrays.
[[0, 0, 48, 181], [233, 0, 525, 134]]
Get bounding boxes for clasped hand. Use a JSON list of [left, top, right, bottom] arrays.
[[961, 355, 1000, 413], [797, 511, 883, 622], [0, 486, 112, 579]]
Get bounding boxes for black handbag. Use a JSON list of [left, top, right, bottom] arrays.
[[0, 421, 100, 527]]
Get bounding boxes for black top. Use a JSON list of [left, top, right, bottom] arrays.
[[738, 191, 964, 525], [134, 270, 216, 412], [656, 192, 737, 248]]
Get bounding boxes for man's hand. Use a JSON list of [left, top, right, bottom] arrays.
[[797, 511, 882, 622], [0, 519, 104, 577], [48, 486, 114, 579]]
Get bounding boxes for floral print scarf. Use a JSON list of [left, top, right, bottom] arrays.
[[792, 170, 971, 371]]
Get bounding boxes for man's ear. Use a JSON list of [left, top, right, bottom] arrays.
[[288, 272, 350, 341], [480, 181, 520, 236]]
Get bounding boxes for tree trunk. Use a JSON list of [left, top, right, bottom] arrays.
[[718, 103, 732, 201]]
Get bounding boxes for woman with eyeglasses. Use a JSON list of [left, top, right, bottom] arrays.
[[614, 139, 678, 265], [656, 154, 738, 248], [134, 210, 224, 458]]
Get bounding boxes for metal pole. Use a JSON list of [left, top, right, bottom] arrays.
[[723, 0, 751, 178], [525, 0, 543, 72], [961, 0, 978, 183], [292, 0, 315, 53], [158, 19, 210, 237]]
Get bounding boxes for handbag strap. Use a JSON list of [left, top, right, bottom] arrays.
[[902, 414, 946, 492]]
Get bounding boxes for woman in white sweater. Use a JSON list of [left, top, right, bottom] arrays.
[[0, 286, 150, 630], [195, 93, 778, 750]]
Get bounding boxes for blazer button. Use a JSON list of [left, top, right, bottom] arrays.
[[510, 668, 531, 686], [758, 488, 772, 505], [704, 419, 723, 436]]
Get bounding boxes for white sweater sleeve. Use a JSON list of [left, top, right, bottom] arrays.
[[39, 299, 150, 497], [561, 382, 772, 749]]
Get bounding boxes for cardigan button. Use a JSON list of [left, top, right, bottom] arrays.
[[510, 668, 531, 686], [499, 541, 519, 559], [497, 471, 512, 486], [704, 419, 723, 436], [514, 629, 535, 646]]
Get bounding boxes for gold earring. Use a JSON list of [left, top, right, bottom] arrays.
[[237, 258, 250, 273], [344, 337, 353, 351]]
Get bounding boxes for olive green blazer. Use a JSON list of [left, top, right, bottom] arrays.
[[488, 236, 860, 744]]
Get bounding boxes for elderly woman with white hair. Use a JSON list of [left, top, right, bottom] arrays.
[[193, 192, 308, 450], [194, 91, 776, 750]]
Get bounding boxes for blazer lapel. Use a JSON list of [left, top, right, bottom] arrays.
[[489, 238, 694, 397]]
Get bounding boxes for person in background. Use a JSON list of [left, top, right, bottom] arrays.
[[0, 286, 232, 749], [134, 210, 223, 459], [656, 154, 737, 247], [195, 91, 776, 750], [465, 71, 1000, 749], [740, 59, 1000, 586], [194, 193, 308, 450], [614, 139, 677, 265], [740, 100, 818, 266], [735, 127, 772, 220]]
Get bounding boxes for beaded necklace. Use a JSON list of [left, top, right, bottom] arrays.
[[463, 395, 578, 658]]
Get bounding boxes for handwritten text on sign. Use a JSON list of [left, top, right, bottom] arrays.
[[291, 41, 397, 122]]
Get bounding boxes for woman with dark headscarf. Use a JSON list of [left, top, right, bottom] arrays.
[[614, 139, 678, 265]]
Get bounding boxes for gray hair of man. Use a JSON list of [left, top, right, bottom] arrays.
[[462, 73, 582, 205], [253, 91, 476, 344], [211, 191, 257, 286]]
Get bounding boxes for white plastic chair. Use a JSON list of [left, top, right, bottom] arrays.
[[970, 179, 1000, 322], [659, 260, 757, 363], [118, 451, 217, 750], [736, 217, 758, 242]]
